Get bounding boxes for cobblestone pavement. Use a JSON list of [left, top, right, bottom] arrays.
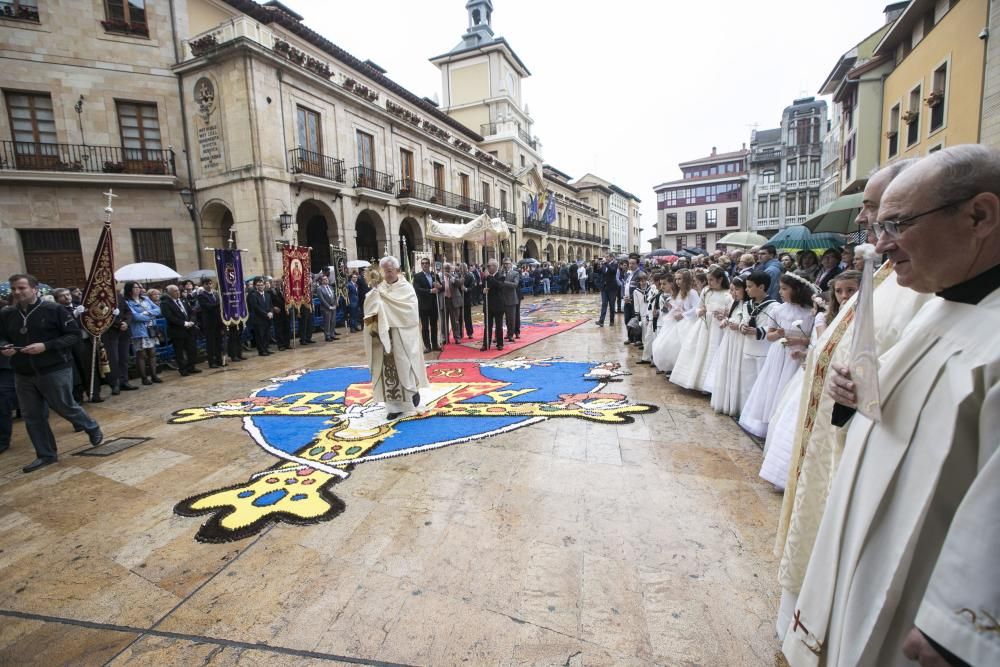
[[0, 294, 787, 666]]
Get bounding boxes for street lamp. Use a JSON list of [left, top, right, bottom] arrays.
[[278, 211, 293, 234], [179, 188, 196, 221]]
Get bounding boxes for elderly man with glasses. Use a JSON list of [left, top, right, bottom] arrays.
[[785, 145, 1000, 667]]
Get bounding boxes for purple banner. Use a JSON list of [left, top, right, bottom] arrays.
[[215, 248, 248, 326]]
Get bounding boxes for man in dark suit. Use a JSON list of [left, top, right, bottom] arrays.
[[481, 258, 505, 351], [499, 257, 519, 341], [596, 256, 621, 327], [197, 278, 224, 367], [270, 281, 291, 350], [412, 257, 441, 352], [317, 275, 339, 341], [461, 263, 476, 338], [246, 278, 273, 356], [162, 284, 201, 375]]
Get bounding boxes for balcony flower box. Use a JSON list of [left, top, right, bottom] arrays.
[[2, 4, 40, 21], [902, 110, 919, 125], [304, 56, 332, 79], [100, 18, 148, 36], [924, 91, 944, 108], [273, 39, 305, 65], [885, 129, 898, 140], [102, 161, 125, 173], [189, 34, 218, 57]]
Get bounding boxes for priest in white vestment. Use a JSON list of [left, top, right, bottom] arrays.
[[774, 158, 929, 638], [363, 256, 430, 419], [783, 145, 1000, 667]]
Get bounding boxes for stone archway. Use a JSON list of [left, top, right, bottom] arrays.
[[355, 209, 385, 262], [200, 201, 235, 250], [398, 216, 423, 272], [557, 245, 566, 262], [544, 243, 554, 262], [576, 248, 583, 262], [297, 199, 338, 269], [524, 239, 539, 260]]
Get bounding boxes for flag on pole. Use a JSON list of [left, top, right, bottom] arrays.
[[528, 193, 538, 221], [282, 245, 312, 311], [543, 191, 556, 224], [214, 248, 248, 326], [81, 196, 118, 337]]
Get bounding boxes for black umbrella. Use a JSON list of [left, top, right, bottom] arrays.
[[682, 246, 709, 256], [648, 249, 676, 257]]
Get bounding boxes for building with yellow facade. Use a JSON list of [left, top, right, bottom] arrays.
[[878, 0, 989, 163]]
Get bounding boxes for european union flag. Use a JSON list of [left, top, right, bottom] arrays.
[[543, 191, 556, 224]]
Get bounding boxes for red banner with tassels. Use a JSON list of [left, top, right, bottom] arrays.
[[282, 245, 312, 311], [81, 221, 117, 337]]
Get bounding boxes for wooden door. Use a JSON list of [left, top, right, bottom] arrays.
[[20, 229, 86, 287]]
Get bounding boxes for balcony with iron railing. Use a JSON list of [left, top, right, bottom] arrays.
[[480, 121, 538, 150], [750, 148, 782, 164], [352, 166, 394, 195], [288, 147, 345, 185], [0, 141, 177, 184], [396, 178, 488, 217], [785, 143, 823, 158]]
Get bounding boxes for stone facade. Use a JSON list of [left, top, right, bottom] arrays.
[[748, 97, 827, 236], [0, 0, 192, 287], [983, 0, 1000, 147]]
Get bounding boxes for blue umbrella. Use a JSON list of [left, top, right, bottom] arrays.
[[768, 226, 844, 251]]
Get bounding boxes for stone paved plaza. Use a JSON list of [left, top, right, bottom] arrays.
[[0, 295, 787, 666]]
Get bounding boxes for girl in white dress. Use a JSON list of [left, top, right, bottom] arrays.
[[652, 270, 699, 374], [632, 273, 650, 352], [709, 277, 749, 413], [652, 274, 674, 372], [758, 271, 861, 489], [672, 267, 734, 392], [734, 271, 780, 416], [739, 272, 817, 439]]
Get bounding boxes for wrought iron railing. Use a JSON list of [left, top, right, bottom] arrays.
[[480, 122, 538, 149], [396, 178, 481, 212], [523, 218, 549, 232], [352, 166, 394, 193], [288, 147, 345, 183], [0, 141, 175, 175]]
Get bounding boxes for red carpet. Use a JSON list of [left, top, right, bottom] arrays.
[[437, 296, 598, 360]]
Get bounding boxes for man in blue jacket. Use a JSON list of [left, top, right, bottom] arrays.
[[758, 244, 783, 301]]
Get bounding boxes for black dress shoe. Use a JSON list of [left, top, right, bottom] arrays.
[[151, 376, 163, 383], [189, 368, 202, 374], [386, 412, 403, 420], [91, 396, 104, 403], [111, 388, 121, 396], [0, 443, 8, 454], [87, 427, 104, 447], [497, 345, 503, 350], [424, 347, 432, 353], [23, 458, 56, 473], [480, 346, 488, 351], [142, 378, 153, 385], [412, 392, 420, 407], [208, 364, 220, 369], [120, 384, 139, 391], [432, 346, 441, 352], [179, 371, 190, 376]]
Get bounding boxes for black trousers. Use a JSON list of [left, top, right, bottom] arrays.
[[483, 310, 504, 348], [204, 325, 224, 365], [503, 304, 518, 339], [623, 302, 635, 333], [251, 319, 270, 354], [102, 328, 131, 388], [463, 300, 474, 337], [298, 307, 314, 343], [420, 309, 438, 348], [274, 314, 291, 348], [226, 324, 245, 360], [171, 331, 198, 371]]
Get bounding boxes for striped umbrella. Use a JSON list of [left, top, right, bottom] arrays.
[[768, 225, 844, 252]]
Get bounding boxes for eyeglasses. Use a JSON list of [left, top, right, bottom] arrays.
[[873, 196, 972, 240]]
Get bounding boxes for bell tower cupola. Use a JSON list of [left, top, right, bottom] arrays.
[[464, 0, 495, 44]]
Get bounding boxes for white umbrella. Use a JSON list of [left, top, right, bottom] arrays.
[[115, 262, 181, 282], [184, 269, 217, 282], [346, 260, 371, 269]]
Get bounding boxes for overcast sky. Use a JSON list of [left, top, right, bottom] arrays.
[[279, 0, 889, 247]]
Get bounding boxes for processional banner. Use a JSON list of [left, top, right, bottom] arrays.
[[282, 245, 312, 311], [214, 248, 248, 326], [81, 220, 117, 337]]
